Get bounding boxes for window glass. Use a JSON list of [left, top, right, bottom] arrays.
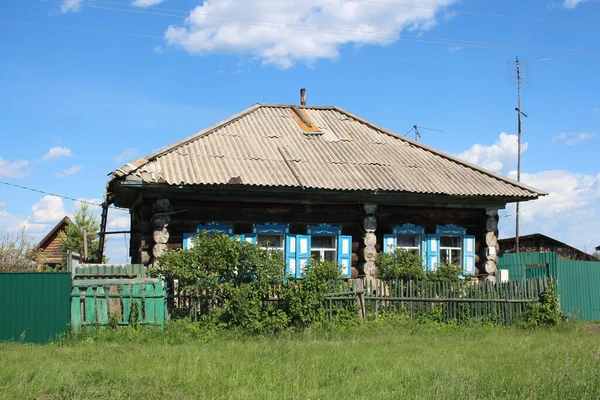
[[257, 234, 284, 252], [440, 236, 461, 248], [311, 235, 337, 261], [440, 235, 462, 267], [397, 234, 419, 247], [311, 236, 336, 249]]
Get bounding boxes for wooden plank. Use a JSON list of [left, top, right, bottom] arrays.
[[122, 284, 131, 323], [96, 286, 108, 325], [154, 279, 166, 326], [132, 284, 142, 324], [70, 287, 81, 330], [145, 283, 155, 324], [85, 286, 95, 328]]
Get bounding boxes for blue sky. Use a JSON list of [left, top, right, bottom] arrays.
[[1, 0, 599, 261]]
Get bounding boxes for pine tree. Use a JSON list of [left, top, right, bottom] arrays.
[[62, 203, 105, 262]]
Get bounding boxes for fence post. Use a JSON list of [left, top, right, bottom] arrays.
[[353, 279, 366, 321]]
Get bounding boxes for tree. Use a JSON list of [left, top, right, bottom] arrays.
[[0, 230, 41, 272], [61, 203, 105, 262]]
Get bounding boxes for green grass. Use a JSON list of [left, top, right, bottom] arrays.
[[0, 322, 599, 399]]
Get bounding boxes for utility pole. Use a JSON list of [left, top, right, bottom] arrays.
[[414, 124, 420, 141], [514, 57, 528, 254]]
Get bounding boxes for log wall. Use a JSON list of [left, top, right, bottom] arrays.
[[129, 199, 488, 277]]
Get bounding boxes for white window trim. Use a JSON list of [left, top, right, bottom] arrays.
[[440, 235, 463, 267], [396, 234, 422, 255], [310, 236, 337, 261]]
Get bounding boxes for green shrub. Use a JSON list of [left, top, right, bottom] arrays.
[[522, 279, 562, 327], [376, 249, 425, 281], [427, 263, 464, 283]]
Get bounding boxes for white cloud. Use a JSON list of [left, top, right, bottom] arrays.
[[108, 215, 130, 229], [552, 132, 597, 145], [55, 165, 84, 178], [563, 0, 588, 8], [60, 0, 83, 13], [114, 148, 138, 163], [153, 45, 164, 54], [0, 157, 29, 178], [0, 202, 6, 208], [456, 132, 527, 174], [41, 146, 72, 161], [133, 0, 165, 7], [501, 170, 600, 253], [31, 196, 67, 224], [164, 0, 457, 68]]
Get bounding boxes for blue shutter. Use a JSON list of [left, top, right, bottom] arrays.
[[296, 235, 311, 278], [383, 234, 396, 254], [285, 235, 297, 277], [463, 235, 476, 275], [183, 233, 196, 250], [337, 235, 352, 279], [421, 235, 427, 268], [426, 234, 440, 271]]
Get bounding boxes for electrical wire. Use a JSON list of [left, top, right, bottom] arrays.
[[38, 0, 600, 57], [4, 19, 600, 76], [353, 0, 600, 28], [0, 181, 127, 210]]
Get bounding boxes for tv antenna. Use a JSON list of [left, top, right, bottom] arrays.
[[404, 124, 444, 142]]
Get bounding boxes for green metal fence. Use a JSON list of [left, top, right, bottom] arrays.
[[0, 272, 72, 343], [556, 260, 600, 320], [498, 252, 600, 321]]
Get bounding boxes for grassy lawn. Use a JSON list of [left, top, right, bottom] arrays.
[[0, 323, 598, 399]]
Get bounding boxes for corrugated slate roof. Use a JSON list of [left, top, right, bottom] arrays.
[[111, 104, 544, 198]]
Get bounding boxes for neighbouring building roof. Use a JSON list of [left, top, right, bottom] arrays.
[[498, 233, 597, 261], [111, 104, 545, 199]]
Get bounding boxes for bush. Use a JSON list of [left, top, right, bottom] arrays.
[[153, 234, 355, 334], [522, 280, 562, 327], [376, 249, 425, 281], [280, 259, 342, 328], [427, 263, 464, 283]]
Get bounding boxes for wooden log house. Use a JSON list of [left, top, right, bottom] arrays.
[[104, 98, 545, 282], [37, 216, 71, 269]]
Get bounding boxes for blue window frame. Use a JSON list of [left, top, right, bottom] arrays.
[[384, 224, 427, 268], [428, 225, 475, 274], [182, 222, 234, 249], [305, 224, 352, 278]]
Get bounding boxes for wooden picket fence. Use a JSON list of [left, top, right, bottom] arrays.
[[71, 278, 166, 329], [166, 277, 551, 326], [324, 277, 551, 325]]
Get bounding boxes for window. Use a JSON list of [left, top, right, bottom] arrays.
[[440, 235, 462, 267], [257, 234, 284, 254], [397, 234, 421, 256], [310, 235, 337, 262]]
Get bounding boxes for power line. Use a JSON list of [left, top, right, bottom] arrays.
[[39, 0, 600, 57], [352, 0, 600, 28], [5, 19, 600, 76], [54, 0, 600, 29], [0, 181, 126, 210]]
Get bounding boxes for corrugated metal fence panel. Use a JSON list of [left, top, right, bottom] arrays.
[[497, 252, 558, 281], [73, 264, 147, 278], [556, 260, 600, 321], [0, 272, 71, 344]]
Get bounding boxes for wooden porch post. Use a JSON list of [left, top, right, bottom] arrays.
[[362, 203, 378, 280], [151, 198, 171, 266], [480, 208, 500, 283]]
